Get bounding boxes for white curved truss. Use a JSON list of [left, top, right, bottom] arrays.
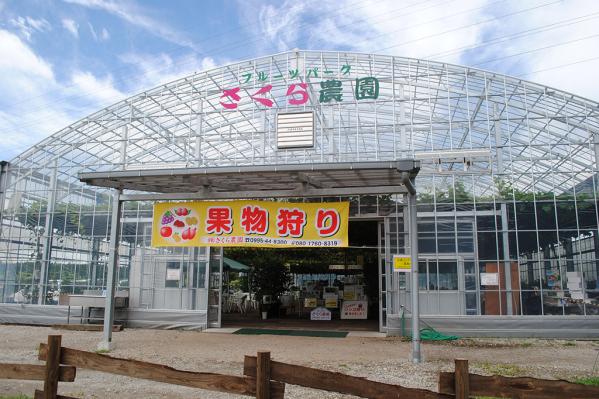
[[7, 50, 599, 198]]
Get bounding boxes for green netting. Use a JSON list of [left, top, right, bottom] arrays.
[[400, 309, 460, 341]]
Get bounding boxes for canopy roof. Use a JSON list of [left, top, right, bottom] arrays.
[[79, 160, 420, 200]]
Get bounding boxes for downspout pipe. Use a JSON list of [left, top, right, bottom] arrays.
[[400, 172, 416, 195]]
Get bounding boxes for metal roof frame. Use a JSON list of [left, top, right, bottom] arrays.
[[79, 159, 421, 200]]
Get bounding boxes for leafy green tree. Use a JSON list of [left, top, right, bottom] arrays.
[[248, 255, 291, 308]]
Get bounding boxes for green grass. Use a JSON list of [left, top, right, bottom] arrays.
[[477, 362, 526, 377], [94, 348, 110, 354], [0, 395, 32, 399], [575, 376, 599, 386]]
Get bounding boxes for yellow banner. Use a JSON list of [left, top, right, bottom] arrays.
[[152, 200, 349, 248]]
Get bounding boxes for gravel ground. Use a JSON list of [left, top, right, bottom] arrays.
[[1, 325, 598, 398]]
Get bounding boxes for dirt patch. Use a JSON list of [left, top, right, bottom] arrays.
[[0, 325, 597, 398]]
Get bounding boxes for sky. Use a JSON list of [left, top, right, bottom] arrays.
[[1, 0, 599, 160]]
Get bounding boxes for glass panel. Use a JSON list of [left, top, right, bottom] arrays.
[[438, 261, 457, 290], [517, 231, 538, 256], [418, 233, 436, 253], [193, 262, 206, 289], [428, 261, 438, 290], [181, 262, 189, 288], [464, 261, 475, 274], [536, 202, 556, 230], [165, 261, 180, 288], [476, 215, 497, 231], [564, 293, 584, 315], [577, 201, 598, 229], [457, 232, 474, 253], [481, 290, 500, 315], [398, 274, 406, 290], [465, 292, 477, 310], [465, 275, 476, 290], [556, 202, 577, 230], [438, 233, 456, 253], [418, 262, 427, 290], [478, 232, 498, 259], [542, 294, 563, 315], [516, 202, 536, 230]]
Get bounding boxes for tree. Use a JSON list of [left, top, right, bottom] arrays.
[[248, 254, 291, 303]]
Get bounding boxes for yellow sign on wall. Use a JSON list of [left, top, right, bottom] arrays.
[[325, 297, 338, 308], [393, 255, 412, 272], [152, 200, 349, 248]]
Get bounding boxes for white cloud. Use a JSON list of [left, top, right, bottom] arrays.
[[252, 0, 599, 100], [0, 29, 54, 80], [0, 28, 222, 160], [483, 0, 599, 101], [258, 0, 308, 52], [88, 22, 97, 40], [0, 29, 127, 160], [61, 18, 79, 38], [69, 71, 124, 104], [64, 0, 197, 50], [249, 0, 493, 63], [308, 0, 493, 64], [119, 52, 218, 91], [100, 27, 110, 41], [87, 23, 110, 42], [9, 16, 51, 41]]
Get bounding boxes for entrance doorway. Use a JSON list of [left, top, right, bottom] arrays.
[[220, 220, 380, 331]]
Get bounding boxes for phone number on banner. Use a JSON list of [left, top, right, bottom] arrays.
[[201, 236, 342, 247]]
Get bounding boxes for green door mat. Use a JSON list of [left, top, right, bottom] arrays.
[[233, 328, 348, 338]]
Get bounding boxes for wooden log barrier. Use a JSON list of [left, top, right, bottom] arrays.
[[256, 351, 271, 399], [454, 359, 469, 399], [0, 363, 75, 382], [43, 335, 62, 399], [245, 355, 451, 399], [439, 368, 599, 399], [40, 343, 284, 399]]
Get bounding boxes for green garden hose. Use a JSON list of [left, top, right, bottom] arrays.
[[400, 306, 460, 341]]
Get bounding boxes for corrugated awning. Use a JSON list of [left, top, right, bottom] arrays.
[[78, 160, 420, 201]]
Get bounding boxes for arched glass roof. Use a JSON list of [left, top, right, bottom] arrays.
[[7, 50, 599, 196]]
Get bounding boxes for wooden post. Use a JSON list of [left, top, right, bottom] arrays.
[[256, 351, 271, 399], [43, 335, 62, 399], [454, 359, 469, 399]]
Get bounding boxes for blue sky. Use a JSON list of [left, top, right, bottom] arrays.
[[1, 0, 599, 160]]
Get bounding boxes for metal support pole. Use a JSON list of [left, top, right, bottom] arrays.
[[0, 161, 7, 301], [408, 188, 421, 363], [38, 159, 58, 305], [500, 203, 513, 315], [98, 188, 122, 351], [401, 171, 421, 364], [495, 105, 513, 315], [0, 161, 9, 232]]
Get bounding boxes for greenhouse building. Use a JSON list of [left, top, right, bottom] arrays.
[[0, 50, 598, 338]]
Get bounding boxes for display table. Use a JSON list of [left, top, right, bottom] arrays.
[[66, 293, 128, 324]]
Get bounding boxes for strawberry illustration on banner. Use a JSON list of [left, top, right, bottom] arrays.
[[156, 206, 200, 244]]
